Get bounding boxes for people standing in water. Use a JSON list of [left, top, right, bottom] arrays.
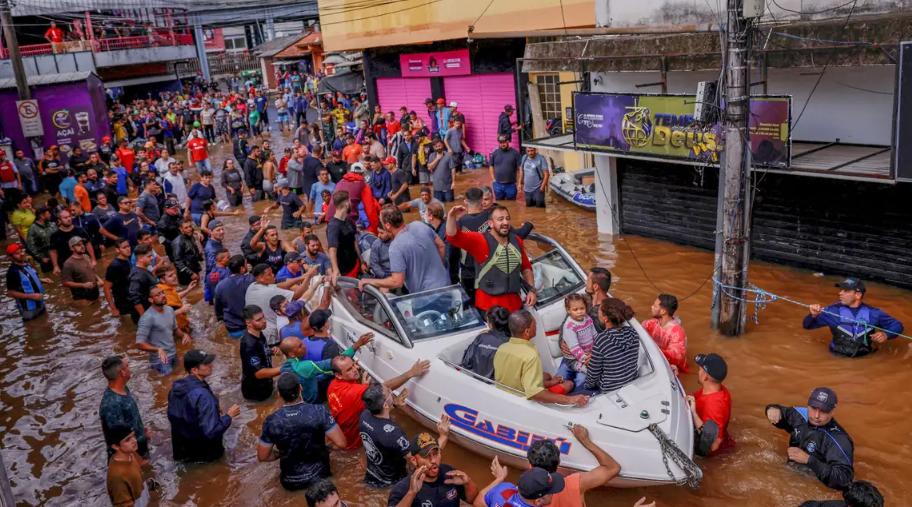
[[765, 387, 854, 490], [804, 278, 903, 357]]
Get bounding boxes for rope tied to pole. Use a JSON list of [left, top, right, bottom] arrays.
[[712, 277, 912, 341]]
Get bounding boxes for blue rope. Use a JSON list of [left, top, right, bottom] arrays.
[[712, 277, 911, 340]]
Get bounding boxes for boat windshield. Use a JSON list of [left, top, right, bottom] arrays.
[[387, 285, 485, 341], [531, 249, 585, 307]]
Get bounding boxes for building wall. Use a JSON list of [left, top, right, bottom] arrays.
[[617, 159, 912, 289], [591, 66, 895, 146], [528, 70, 588, 172], [319, 0, 593, 52]]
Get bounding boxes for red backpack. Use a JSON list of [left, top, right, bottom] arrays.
[[0, 160, 16, 183]]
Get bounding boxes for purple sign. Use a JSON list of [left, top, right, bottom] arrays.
[[0, 74, 110, 157]]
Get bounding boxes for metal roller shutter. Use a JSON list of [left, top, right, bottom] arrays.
[[442, 73, 517, 158], [376, 77, 432, 122]]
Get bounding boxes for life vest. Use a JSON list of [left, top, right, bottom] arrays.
[[0, 160, 16, 183], [476, 232, 523, 296], [14, 264, 45, 313], [831, 306, 873, 357]]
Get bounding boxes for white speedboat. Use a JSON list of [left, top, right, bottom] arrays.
[[550, 169, 596, 211], [318, 233, 701, 488]]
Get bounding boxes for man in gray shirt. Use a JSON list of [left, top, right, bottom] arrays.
[[135, 286, 190, 374], [444, 118, 469, 172], [428, 140, 456, 203], [359, 206, 449, 294], [488, 135, 522, 200], [286, 148, 305, 195], [520, 147, 550, 208]]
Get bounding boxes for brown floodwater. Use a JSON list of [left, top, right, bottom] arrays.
[[2, 132, 911, 507]]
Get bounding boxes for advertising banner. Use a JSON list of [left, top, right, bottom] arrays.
[[399, 48, 471, 78], [573, 92, 790, 168]]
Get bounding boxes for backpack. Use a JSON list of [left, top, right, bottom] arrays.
[[0, 161, 15, 183]]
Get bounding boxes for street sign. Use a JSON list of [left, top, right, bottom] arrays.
[[17, 99, 44, 138]]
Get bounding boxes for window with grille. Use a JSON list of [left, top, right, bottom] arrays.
[[224, 36, 247, 52], [536, 74, 562, 120]]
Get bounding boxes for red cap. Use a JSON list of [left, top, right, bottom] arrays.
[[436, 98, 445, 105], [102, 135, 111, 142], [383, 156, 397, 165], [6, 243, 23, 255]]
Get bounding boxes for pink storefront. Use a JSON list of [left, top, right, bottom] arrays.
[[374, 47, 518, 159]]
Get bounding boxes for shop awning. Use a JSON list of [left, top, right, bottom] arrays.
[[316, 70, 364, 95], [524, 133, 894, 182]]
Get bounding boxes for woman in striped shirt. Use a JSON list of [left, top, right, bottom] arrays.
[[582, 298, 641, 394]]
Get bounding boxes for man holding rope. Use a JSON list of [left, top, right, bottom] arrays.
[[804, 278, 904, 358]]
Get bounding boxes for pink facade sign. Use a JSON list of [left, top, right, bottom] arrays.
[[399, 48, 471, 78]]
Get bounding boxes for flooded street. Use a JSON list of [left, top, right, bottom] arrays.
[[2, 132, 911, 507]]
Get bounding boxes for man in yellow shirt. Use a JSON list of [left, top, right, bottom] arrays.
[[493, 310, 589, 406]]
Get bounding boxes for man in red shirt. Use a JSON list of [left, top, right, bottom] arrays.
[[326, 355, 430, 449], [641, 294, 689, 376], [186, 131, 211, 172], [446, 205, 536, 313], [688, 352, 734, 456], [115, 141, 135, 174], [44, 21, 65, 53]]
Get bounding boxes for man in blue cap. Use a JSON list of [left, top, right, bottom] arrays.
[[804, 277, 903, 357], [480, 464, 565, 507], [765, 387, 854, 490]]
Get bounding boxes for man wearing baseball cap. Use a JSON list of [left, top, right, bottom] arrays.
[[5, 242, 47, 320], [498, 104, 520, 139], [489, 134, 522, 200], [804, 277, 903, 357], [765, 387, 855, 490], [387, 431, 478, 507], [481, 466, 564, 507], [61, 235, 103, 302], [688, 353, 734, 456], [167, 349, 241, 462]]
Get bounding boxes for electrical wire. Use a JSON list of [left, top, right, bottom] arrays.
[[469, 0, 496, 30], [321, 0, 443, 25], [791, 0, 859, 130], [769, 0, 858, 15]]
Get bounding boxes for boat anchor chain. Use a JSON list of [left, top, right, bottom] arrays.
[[647, 423, 702, 489]]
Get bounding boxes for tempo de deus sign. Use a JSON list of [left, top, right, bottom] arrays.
[[573, 92, 791, 168]]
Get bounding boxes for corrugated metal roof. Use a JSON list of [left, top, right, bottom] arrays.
[[0, 71, 96, 90], [252, 34, 302, 58]]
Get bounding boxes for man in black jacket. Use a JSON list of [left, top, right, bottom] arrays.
[[766, 387, 854, 490], [244, 146, 264, 201], [171, 219, 202, 285], [157, 198, 183, 260], [167, 349, 241, 462]]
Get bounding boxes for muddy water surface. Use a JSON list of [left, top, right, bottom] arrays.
[[2, 133, 910, 506]]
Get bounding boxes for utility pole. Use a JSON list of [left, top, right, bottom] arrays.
[[712, 0, 753, 336], [0, 0, 30, 99]]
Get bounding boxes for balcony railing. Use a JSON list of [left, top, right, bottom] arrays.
[[0, 31, 194, 59]]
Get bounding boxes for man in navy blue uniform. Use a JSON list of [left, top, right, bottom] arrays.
[[803, 278, 903, 357], [765, 387, 854, 490]]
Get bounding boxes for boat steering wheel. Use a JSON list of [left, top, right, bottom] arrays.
[[414, 309, 443, 332]]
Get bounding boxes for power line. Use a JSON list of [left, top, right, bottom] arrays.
[[791, 0, 859, 130], [321, 0, 443, 25], [769, 0, 858, 15], [469, 0, 496, 30]]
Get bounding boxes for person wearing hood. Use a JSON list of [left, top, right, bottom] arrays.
[[325, 163, 380, 233], [167, 349, 241, 462]]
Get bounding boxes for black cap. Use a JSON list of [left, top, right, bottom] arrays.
[[183, 349, 215, 371], [409, 432, 440, 456], [284, 252, 301, 264], [694, 353, 727, 382], [497, 134, 510, 142], [835, 277, 866, 293], [518, 468, 565, 500], [308, 309, 332, 330], [808, 387, 837, 412], [248, 214, 262, 226]]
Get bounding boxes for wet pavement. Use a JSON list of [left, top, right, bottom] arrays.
[[2, 129, 911, 506]]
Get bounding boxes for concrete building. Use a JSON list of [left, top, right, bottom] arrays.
[[522, 0, 912, 288]]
